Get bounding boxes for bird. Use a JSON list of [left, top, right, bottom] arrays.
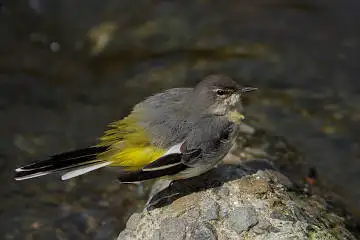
[[14, 74, 257, 184]]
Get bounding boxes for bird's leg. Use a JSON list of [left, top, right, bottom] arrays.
[[145, 179, 179, 210]]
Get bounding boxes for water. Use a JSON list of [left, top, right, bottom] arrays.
[[1, 0, 360, 238]]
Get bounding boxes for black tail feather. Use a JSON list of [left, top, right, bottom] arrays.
[[15, 146, 107, 180], [18, 146, 107, 171]]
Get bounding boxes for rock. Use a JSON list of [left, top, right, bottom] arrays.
[[117, 229, 135, 240], [189, 222, 217, 240], [151, 230, 161, 240], [125, 213, 141, 230], [182, 208, 201, 224], [270, 209, 295, 222], [252, 220, 272, 235], [200, 199, 220, 221], [213, 186, 230, 198], [227, 207, 258, 234], [159, 218, 186, 240], [118, 167, 357, 240]]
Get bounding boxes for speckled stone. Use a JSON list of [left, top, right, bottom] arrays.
[[213, 186, 230, 199], [151, 229, 161, 240], [189, 222, 217, 240], [270, 209, 295, 222], [252, 220, 271, 234], [182, 208, 201, 223], [117, 229, 135, 240], [201, 199, 220, 221], [159, 218, 186, 240], [227, 207, 258, 234], [126, 213, 141, 230]]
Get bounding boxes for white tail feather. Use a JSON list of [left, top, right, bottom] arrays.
[[61, 162, 111, 180], [14, 171, 51, 181]]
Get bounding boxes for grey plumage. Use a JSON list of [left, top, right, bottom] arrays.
[[134, 88, 193, 148], [120, 74, 253, 181], [171, 115, 239, 179]]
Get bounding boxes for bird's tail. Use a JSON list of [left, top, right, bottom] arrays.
[[14, 146, 110, 181]]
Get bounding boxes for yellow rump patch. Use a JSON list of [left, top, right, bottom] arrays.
[[96, 113, 166, 170], [109, 146, 165, 170]]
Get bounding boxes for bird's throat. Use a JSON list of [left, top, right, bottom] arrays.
[[227, 110, 245, 123]]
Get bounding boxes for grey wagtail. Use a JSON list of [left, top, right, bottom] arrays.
[[14, 74, 257, 183]]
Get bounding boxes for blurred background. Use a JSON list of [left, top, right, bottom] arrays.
[[1, 0, 360, 239]]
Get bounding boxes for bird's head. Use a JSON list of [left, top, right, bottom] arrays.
[[190, 74, 257, 116]]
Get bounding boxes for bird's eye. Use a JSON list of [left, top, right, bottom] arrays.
[[216, 89, 226, 96]]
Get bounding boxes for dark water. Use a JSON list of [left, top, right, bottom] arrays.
[[1, 0, 360, 239]]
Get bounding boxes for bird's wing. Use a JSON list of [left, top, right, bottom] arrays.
[[142, 154, 183, 171], [117, 162, 188, 183], [117, 142, 202, 183], [117, 118, 237, 183], [142, 145, 202, 172]]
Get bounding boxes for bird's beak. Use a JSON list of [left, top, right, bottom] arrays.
[[239, 87, 258, 94]]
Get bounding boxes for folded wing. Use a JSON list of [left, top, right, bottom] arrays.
[[117, 142, 202, 183]]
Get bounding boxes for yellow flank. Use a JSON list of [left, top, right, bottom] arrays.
[[96, 113, 166, 170]]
